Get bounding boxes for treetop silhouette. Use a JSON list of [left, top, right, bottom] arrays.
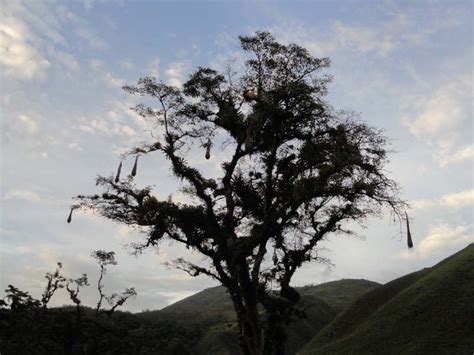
[[72, 31, 406, 354]]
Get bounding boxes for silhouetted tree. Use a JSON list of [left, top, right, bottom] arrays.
[[91, 250, 136, 316], [41, 262, 66, 308], [105, 287, 137, 316], [2, 285, 41, 312], [65, 273, 89, 315], [91, 250, 117, 315], [73, 31, 405, 354]]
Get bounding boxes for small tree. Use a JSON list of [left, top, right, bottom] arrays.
[[91, 250, 117, 315], [105, 287, 137, 316], [73, 32, 405, 354], [2, 285, 41, 312], [91, 250, 136, 316], [65, 274, 89, 315], [2, 262, 67, 311], [41, 262, 66, 308]]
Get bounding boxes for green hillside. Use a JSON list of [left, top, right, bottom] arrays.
[[157, 286, 237, 327], [157, 278, 379, 319], [298, 279, 380, 313], [302, 244, 474, 354], [148, 279, 379, 354]]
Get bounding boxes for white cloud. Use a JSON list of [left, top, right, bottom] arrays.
[[149, 57, 160, 77], [75, 26, 107, 50], [411, 199, 437, 210], [412, 189, 474, 210], [403, 87, 464, 139], [399, 223, 473, 260], [68, 142, 83, 151], [0, 16, 50, 79], [89, 58, 104, 71], [120, 60, 135, 70], [38, 247, 63, 267], [52, 49, 80, 72], [402, 76, 471, 167], [77, 117, 136, 137], [1, 0, 106, 80], [269, 3, 466, 58], [104, 72, 125, 88], [440, 190, 474, 208], [110, 99, 156, 132], [4, 189, 41, 202], [3, 114, 51, 160], [419, 224, 473, 257], [165, 61, 187, 87], [329, 21, 394, 55], [436, 144, 474, 167], [18, 114, 39, 135]]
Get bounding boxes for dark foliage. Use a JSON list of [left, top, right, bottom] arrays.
[[0, 251, 137, 354], [2, 244, 472, 355], [0, 279, 376, 354], [0, 306, 204, 355], [73, 31, 406, 354]]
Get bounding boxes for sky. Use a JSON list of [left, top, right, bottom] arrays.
[[0, 0, 472, 312]]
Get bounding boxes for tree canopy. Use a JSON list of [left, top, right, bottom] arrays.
[[73, 31, 405, 354]]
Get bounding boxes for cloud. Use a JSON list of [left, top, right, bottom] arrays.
[[329, 21, 394, 55], [0, 16, 50, 79], [1, 113, 54, 159], [412, 189, 474, 210], [399, 223, 473, 260], [77, 116, 136, 137], [52, 49, 80, 72], [103, 72, 125, 88], [403, 86, 465, 139], [68, 142, 83, 152], [268, 2, 466, 57], [165, 61, 187, 87], [441, 190, 474, 208], [17, 114, 39, 135], [436, 144, 474, 167], [149, 57, 160, 78], [3, 189, 41, 202], [75, 25, 107, 50], [88, 58, 104, 71], [4, 113, 41, 140], [1, 0, 107, 81], [419, 224, 473, 256], [109, 99, 158, 133], [402, 76, 471, 167]]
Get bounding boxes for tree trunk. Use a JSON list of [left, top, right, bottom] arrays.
[[236, 303, 263, 355], [263, 311, 286, 355]]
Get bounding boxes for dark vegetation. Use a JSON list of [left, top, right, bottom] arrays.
[[0, 278, 377, 354], [2, 244, 472, 354], [156, 278, 378, 354], [71, 31, 406, 354], [0, 250, 138, 354]]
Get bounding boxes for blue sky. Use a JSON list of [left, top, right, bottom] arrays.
[[1, 0, 472, 312]]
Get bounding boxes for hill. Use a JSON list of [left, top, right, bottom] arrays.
[[3, 245, 472, 354], [298, 279, 380, 313], [158, 278, 379, 318], [301, 244, 474, 354], [149, 279, 379, 354]]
